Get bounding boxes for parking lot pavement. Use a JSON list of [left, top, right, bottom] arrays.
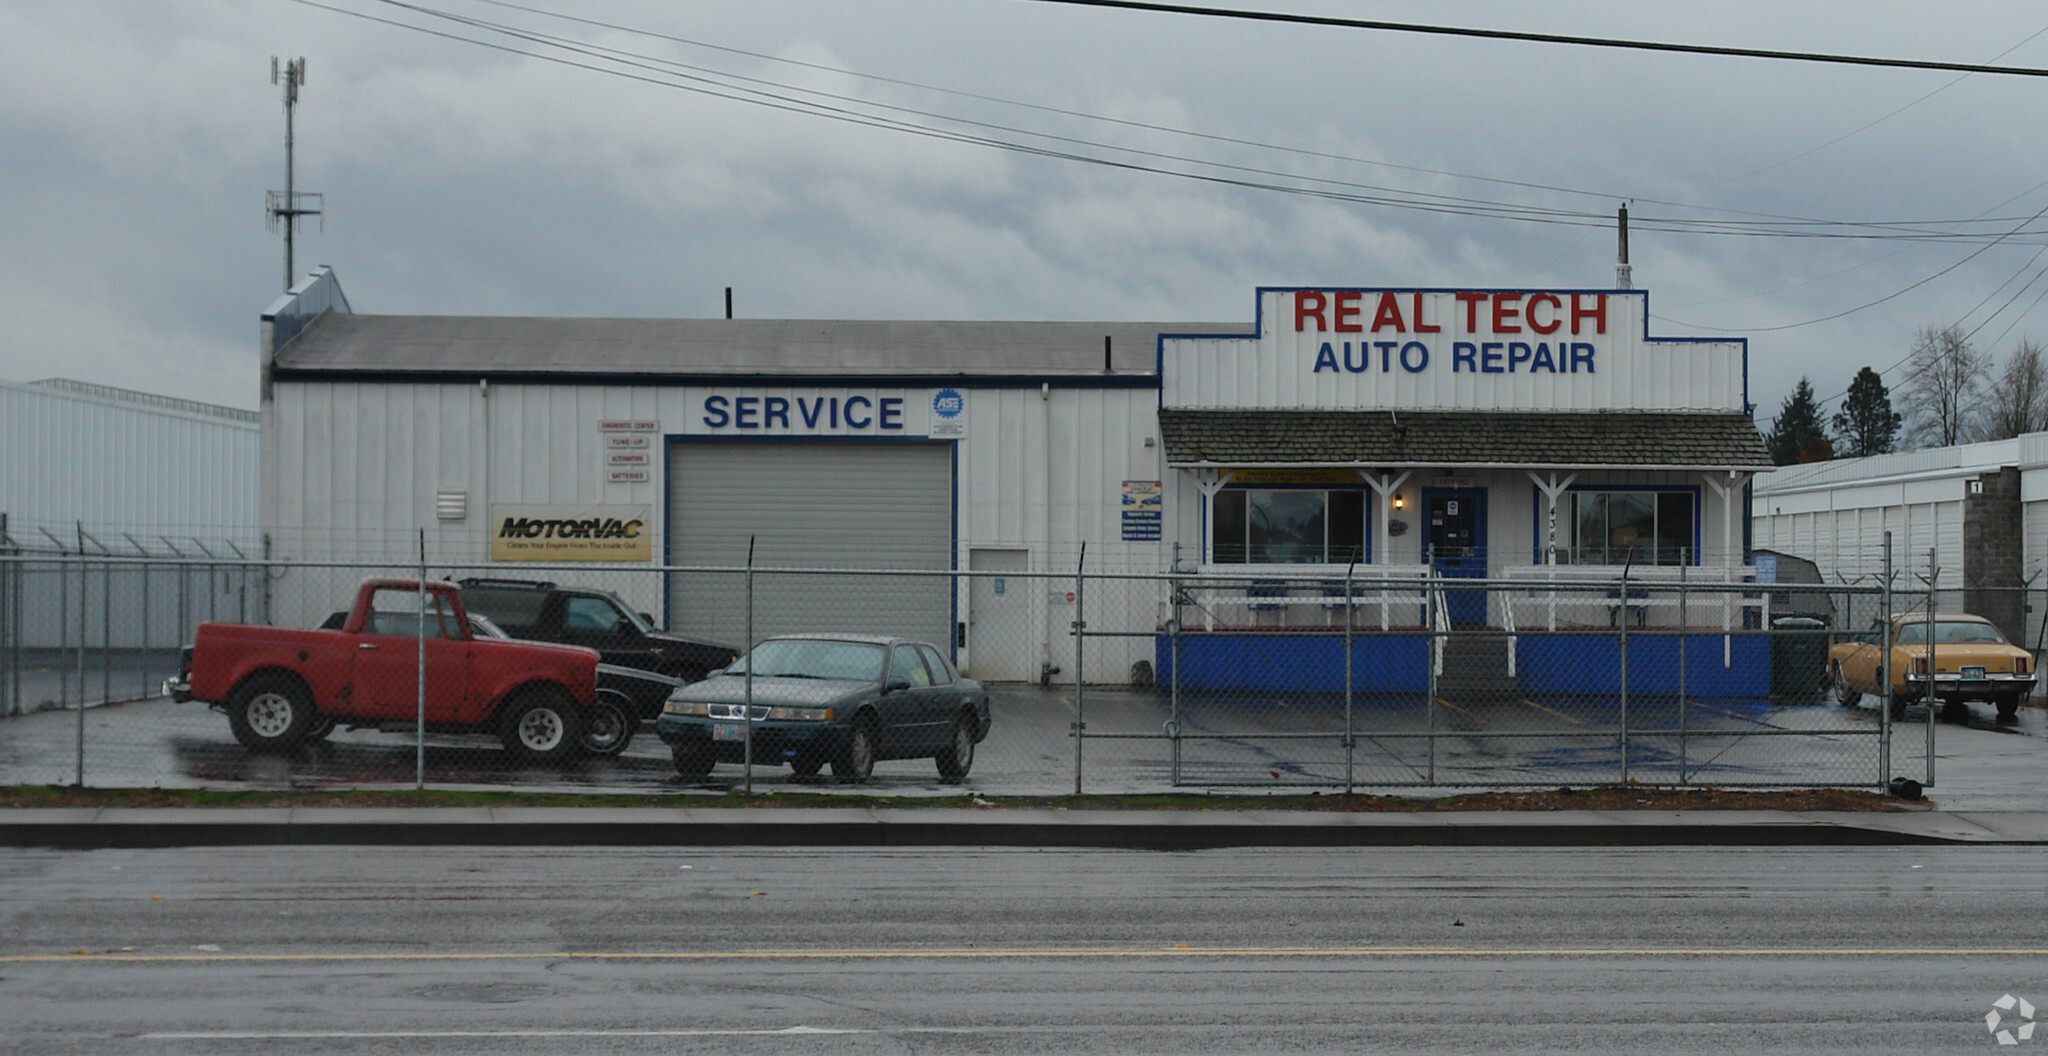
[[1, 649, 180, 715], [1, 682, 2043, 806]]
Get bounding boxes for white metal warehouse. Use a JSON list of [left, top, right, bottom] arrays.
[[1753, 436, 2046, 648], [261, 269, 1771, 685]]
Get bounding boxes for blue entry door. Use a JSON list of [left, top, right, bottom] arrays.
[[1424, 488, 1488, 626]]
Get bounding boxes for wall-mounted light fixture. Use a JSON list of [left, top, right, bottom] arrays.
[[1392, 494, 1406, 509]]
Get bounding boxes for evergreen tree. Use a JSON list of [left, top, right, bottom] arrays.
[[1831, 366, 1901, 457], [1765, 377, 1827, 466]]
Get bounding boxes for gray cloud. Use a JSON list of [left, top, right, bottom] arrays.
[[3, 0, 2045, 422]]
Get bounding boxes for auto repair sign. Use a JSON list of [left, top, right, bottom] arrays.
[[490, 504, 652, 562]]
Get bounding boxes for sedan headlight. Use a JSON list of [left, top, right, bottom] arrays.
[[765, 706, 834, 721], [663, 700, 710, 716]]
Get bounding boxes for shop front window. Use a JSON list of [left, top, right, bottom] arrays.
[[1570, 490, 1694, 565], [1212, 489, 1366, 564]]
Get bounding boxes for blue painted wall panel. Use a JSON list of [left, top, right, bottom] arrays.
[[1515, 633, 1769, 698], [1155, 634, 1428, 692]]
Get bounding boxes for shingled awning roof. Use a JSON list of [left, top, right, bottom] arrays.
[[1159, 409, 1772, 471]]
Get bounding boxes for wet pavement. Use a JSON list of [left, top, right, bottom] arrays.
[[1, 682, 2043, 807]]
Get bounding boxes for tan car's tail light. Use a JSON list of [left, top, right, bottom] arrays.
[[1912, 657, 1930, 677], [2017, 656, 2033, 676]]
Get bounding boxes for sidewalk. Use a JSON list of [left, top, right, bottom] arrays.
[[5, 804, 2048, 850]]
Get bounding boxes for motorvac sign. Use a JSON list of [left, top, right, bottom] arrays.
[[490, 504, 652, 562], [1158, 287, 1747, 413]]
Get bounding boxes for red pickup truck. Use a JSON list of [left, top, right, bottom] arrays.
[[169, 579, 602, 761]]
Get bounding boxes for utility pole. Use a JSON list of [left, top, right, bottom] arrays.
[[266, 56, 323, 293]]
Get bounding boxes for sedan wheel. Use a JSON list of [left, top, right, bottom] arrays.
[[672, 744, 715, 779], [1831, 664, 1861, 707], [935, 711, 975, 784], [833, 719, 876, 783]]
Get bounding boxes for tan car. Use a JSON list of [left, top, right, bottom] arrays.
[[1827, 613, 2036, 723]]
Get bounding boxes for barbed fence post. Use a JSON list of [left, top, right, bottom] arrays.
[[1343, 556, 1356, 796], [415, 530, 427, 791], [74, 531, 87, 787], [1072, 542, 1086, 796], [1924, 550, 1938, 787], [1880, 531, 1893, 787], [743, 536, 755, 797], [1678, 549, 1689, 784], [1618, 555, 1632, 787]]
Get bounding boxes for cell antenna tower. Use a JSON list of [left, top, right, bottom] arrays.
[[265, 56, 324, 293]]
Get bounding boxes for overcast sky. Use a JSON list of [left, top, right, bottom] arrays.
[[5, 1, 2047, 427]]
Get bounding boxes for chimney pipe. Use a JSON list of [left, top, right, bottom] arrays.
[[1615, 203, 1633, 290]]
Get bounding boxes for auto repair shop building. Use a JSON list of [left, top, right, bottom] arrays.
[[261, 268, 1771, 685]]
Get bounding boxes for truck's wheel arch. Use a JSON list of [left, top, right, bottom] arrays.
[[491, 679, 583, 726], [227, 667, 316, 711]]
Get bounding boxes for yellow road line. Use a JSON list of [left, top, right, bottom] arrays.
[[9, 946, 2048, 964], [1520, 698, 1586, 725], [1432, 698, 1487, 727]]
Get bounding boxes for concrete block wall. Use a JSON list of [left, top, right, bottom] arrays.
[[1963, 466, 2026, 644]]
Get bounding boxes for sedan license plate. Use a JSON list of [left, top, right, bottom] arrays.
[[1961, 666, 1986, 680], [712, 723, 746, 742]]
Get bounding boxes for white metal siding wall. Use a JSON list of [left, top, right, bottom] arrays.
[[1753, 473, 1965, 590], [2026, 500, 2048, 646], [666, 440, 953, 649], [266, 379, 1166, 681], [1, 383, 257, 544]]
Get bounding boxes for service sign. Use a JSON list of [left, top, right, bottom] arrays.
[[490, 504, 652, 562], [1159, 288, 1746, 414]]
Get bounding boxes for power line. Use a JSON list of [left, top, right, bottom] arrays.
[[318, 0, 2048, 247], [1705, 23, 2048, 188], [1018, 0, 2048, 78], [1660, 201, 2048, 335], [463, 0, 2048, 238]]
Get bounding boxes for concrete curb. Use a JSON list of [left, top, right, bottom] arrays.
[[6, 807, 2044, 849]]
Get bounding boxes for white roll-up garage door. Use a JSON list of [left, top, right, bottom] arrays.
[[667, 440, 954, 652]]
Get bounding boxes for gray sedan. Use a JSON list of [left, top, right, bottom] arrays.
[[654, 634, 991, 783]]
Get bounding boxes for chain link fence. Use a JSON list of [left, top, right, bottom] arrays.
[[1, 545, 2019, 795]]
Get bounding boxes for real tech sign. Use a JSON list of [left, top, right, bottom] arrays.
[[1293, 289, 1610, 376]]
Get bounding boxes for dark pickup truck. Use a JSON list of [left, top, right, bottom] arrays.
[[169, 579, 602, 761], [454, 578, 738, 723]]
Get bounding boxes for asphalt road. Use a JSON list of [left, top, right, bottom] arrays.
[[5, 844, 2045, 1053]]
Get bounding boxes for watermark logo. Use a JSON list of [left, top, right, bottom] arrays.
[[1989, 994, 2037, 1045]]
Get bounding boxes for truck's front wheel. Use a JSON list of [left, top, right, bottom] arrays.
[[226, 676, 318, 751], [499, 689, 581, 762]]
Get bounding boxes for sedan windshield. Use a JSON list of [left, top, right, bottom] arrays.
[[1895, 621, 2007, 645], [729, 639, 885, 681]]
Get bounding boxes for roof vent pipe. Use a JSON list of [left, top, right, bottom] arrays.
[[1104, 335, 1112, 373], [1615, 203, 1633, 290], [725, 287, 733, 319]]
